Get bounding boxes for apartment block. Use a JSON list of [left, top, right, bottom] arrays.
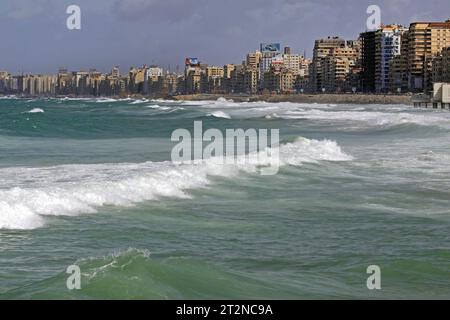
[[374, 25, 407, 93], [407, 20, 450, 92], [310, 37, 347, 92], [432, 47, 450, 83]]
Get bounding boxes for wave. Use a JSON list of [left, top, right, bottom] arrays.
[[145, 104, 172, 111], [129, 99, 148, 104], [275, 109, 449, 127], [26, 108, 44, 114], [0, 248, 289, 299], [0, 137, 352, 230], [95, 98, 118, 103], [180, 99, 450, 129], [180, 98, 331, 110], [209, 111, 231, 119]]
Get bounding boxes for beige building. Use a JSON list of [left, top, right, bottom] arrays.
[[243, 67, 259, 93], [223, 64, 236, 79], [202, 66, 224, 93], [310, 37, 347, 91], [0, 71, 11, 93], [321, 46, 360, 92], [246, 51, 262, 70], [185, 67, 202, 94], [283, 53, 304, 76], [263, 65, 295, 94], [406, 20, 450, 91]]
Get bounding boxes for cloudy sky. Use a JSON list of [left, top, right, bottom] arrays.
[[0, 0, 449, 74]]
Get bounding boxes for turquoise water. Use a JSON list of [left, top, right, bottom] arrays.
[[0, 96, 449, 299]]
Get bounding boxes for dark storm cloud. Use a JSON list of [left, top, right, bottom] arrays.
[[0, 0, 449, 73]]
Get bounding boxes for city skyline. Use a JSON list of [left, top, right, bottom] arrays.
[[1, 0, 449, 73]]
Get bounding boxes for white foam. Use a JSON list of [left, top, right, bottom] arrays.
[[27, 108, 44, 114], [180, 100, 450, 128], [145, 104, 173, 111], [95, 98, 118, 103], [277, 109, 449, 127], [209, 111, 231, 119], [0, 138, 352, 230], [0, 95, 18, 100], [130, 99, 148, 104]]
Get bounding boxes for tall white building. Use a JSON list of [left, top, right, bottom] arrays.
[[375, 25, 407, 92]]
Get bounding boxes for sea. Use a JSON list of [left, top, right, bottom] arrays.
[[0, 96, 449, 299]]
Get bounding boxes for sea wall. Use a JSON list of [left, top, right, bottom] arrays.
[[172, 93, 412, 105]]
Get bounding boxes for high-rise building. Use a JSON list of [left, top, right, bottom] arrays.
[[374, 25, 408, 93], [184, 58, 202, 94], [310, 37, 347, 92], [222, 64, 236, 93], [246, 51, 262, 70], [0, 71, 10, 93], [111, 66, 120, 78], [360, 31, 377, 92], [322, 46, 360, 92], [263, 64, 295, 94], [389, 30, 410, 93], [432, 47, 450, 84], [202, 66, 224, 93], [282, 50, 304, 76], [406, 20, 450, 92]]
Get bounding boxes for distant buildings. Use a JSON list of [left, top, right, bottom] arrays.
[[406, 21, 450, 92], [361, 25, 407, 93], [310, 37, 347, 92], [180, 43, 310, 95], [259, 43, 281, 89], [360, 20, 450, 94], [375, 25, 407, 93], [1, 19, 450, 97], [310, 37, 361, 93], [432, 47, 450, 83]]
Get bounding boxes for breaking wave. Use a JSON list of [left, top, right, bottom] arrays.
[[0, 137, 352, 230], [209, 111, 231, 119], [274, 109, 450, 127], [26, 108, 45, 114], [181, 98, 450, 129]]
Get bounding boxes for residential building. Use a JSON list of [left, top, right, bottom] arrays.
[[374, 25, 407, 93], [406, 20, 450, 92], [310, 37, 347, 92], [432, 47, 450, 83]]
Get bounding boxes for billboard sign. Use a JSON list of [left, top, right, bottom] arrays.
[[260, 43, 281, 53], [185, 58, 200, 66], [271, 54, 284, 65]]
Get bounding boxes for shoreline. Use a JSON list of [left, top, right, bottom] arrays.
[[172, 93, 413, 105], [1, 93, 413, 105]]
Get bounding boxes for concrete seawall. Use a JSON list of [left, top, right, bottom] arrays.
[[173, 94, 412, 105]]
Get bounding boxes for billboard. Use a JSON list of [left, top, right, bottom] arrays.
[[185, 58, 200, 66], [260, 43, 281, 53], [271, 54, 284, 65]]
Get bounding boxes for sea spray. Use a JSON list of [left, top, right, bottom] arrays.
[[0, 137, 352, 230]]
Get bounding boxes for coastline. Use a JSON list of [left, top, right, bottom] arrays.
[[172, 93, 413, 105], [1, 93, 413, 105]]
